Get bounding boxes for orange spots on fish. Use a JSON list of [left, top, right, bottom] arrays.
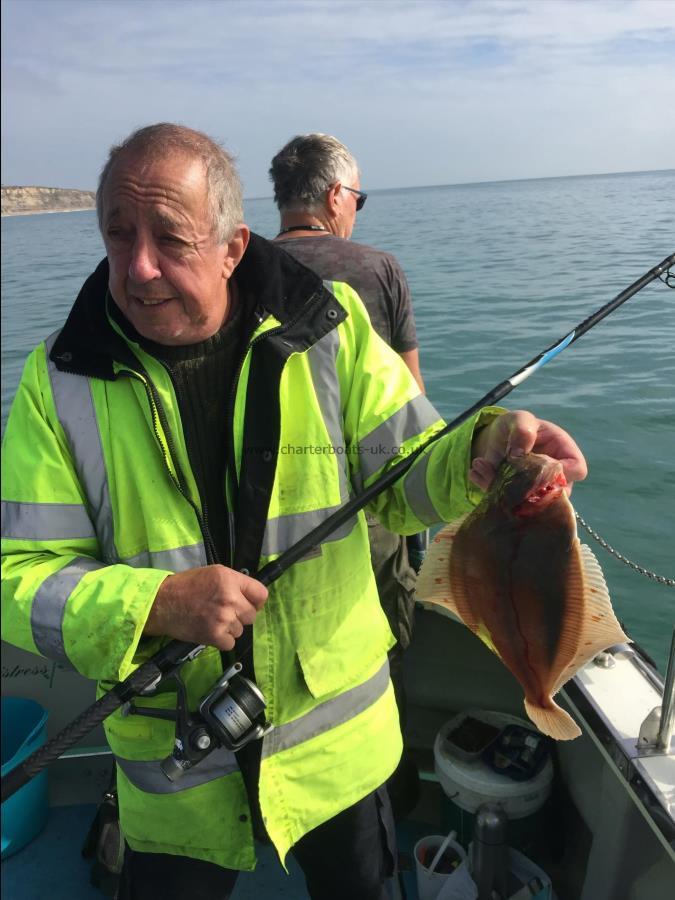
[[435, 577, 444, 584], [591, 615, 601, 621]]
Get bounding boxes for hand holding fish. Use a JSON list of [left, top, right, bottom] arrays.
[[469, 410, 587, 495]]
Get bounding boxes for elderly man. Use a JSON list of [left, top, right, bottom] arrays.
[[1, 123, 586, 900], [269, 133, 425, 818]]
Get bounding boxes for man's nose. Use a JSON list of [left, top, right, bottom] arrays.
[[128, 238, 161, 282]]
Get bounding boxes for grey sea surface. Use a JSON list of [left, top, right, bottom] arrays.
[[2, 170, 674, 669]]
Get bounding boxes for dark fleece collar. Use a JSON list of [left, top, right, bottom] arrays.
[[50, 232, 345, 380]]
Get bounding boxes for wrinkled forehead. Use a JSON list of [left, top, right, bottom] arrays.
[[101, 150, 210, 221]]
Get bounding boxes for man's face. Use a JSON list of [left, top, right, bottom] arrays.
[[101, 151, 248, 345]]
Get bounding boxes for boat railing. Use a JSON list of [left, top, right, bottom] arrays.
[[656, 628, 675, 752]]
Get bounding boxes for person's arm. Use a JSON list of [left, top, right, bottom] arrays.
[[387, 256, 425, 392], [335, 284, 586, 535], [399, 348, 425, 393]]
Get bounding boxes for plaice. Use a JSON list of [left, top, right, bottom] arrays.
[[416, 452, 627, 740]]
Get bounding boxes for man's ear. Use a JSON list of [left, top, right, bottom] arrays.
[[222, 225, 250, 278], [325, 183, 341, 220]]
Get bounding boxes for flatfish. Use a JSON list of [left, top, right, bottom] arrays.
[[416, 452, 627, 740]]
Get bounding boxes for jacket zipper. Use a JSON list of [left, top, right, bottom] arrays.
[[118, 367, 218, 565], [224, 294, 323, 567]]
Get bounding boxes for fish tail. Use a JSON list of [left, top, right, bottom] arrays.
[[524, 698, 581, 741]]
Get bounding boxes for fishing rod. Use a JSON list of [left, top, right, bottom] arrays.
[[2, 250, 673, 803]]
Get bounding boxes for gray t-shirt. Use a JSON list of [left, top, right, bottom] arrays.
[[277, 235, 417, 352]]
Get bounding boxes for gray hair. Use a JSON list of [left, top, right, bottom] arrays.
[[96, 123, 243, 243], [269, 134, 359, 212]]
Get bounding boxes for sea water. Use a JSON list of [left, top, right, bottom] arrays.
[[2, 169, 674, 668]]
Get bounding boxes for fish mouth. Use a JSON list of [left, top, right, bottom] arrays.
[[513, 471, 567, 518]]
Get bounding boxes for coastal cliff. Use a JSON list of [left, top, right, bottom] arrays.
[[1, 186, 96, 216]]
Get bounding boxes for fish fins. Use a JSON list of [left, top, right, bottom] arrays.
[[415, 517, 469, 625], [523, 698, 581, 741], [549, 541, 628, 697]]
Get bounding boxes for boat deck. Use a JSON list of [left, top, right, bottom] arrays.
[[1, 801, 431, 899]]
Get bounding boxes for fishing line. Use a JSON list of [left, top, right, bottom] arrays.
[[2, 251, 673, 803]]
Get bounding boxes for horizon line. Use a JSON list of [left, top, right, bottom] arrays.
[[2, 166, 672, 202], [244, 166, 675, 202]]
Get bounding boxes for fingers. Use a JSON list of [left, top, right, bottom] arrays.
[[145, 565, 268, 650], [238, 571, 269, 610], [531, 419, 588, 484], [470, 410, 587, 492], [468, 456, 495, 492], [501, 410, 540, 459], [205, 568, 267, 649], [470, 411, 537, 486]]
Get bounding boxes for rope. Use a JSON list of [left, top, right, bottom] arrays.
[[575, 512, 675, 587]]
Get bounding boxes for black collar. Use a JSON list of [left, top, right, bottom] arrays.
[[50, 233, 346, 380], [276, 225, 327, 235]]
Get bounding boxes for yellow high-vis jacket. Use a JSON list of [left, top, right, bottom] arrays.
[[2, 234, 500, 869]]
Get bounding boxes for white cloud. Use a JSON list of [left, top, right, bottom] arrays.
[[2, 0, 674, 192]]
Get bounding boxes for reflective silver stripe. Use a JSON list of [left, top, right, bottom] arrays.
[[403, 452, 441, 527], [45, 332, 117, 561], [357, 394, 440, 483], [307, 330, 350, 503], [262, 506, 357, 558], [31, 557, 105, 661], [262, 659, 390, 758], [121, 543, 207, 572], [1, 500, 96, 541], [115, 746, 238, 794]]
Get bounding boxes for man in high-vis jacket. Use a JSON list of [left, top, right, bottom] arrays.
[[1, 124, 587, 900]]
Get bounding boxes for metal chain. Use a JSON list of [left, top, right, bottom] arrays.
[[575, 512, 675, 587]]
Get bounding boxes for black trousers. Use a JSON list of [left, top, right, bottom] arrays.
[[118, 785, 397, 900]]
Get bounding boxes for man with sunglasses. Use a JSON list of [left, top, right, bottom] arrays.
[[270, 134, 423, 390], [270, 133, 426, 821]]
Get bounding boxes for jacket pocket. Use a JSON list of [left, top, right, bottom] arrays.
[[296, 601, 395, 700]]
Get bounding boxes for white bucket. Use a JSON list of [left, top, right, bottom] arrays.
[[434, 710, 553, 819], [414, 834, 469, 900], [465, 844, 553, 900]]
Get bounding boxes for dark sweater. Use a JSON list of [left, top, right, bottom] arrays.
[[111, 294, 247, 564]]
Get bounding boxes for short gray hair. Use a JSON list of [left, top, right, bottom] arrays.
[[96, 123, 243, 243], [269, 134, 359, 212]]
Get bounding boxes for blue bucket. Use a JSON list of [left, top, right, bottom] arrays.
[[1, 697, 49, 859]]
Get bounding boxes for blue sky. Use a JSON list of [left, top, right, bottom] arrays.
[[2, 0, 674, 196]]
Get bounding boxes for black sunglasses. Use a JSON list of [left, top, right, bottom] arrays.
[[341, 185, 368, 211]]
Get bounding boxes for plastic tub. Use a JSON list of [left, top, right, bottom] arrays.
[[1, 697, 49, 859], [434, 710, 553, 820], [414, 833, 469, 900], [467, 844, 553, 900]]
